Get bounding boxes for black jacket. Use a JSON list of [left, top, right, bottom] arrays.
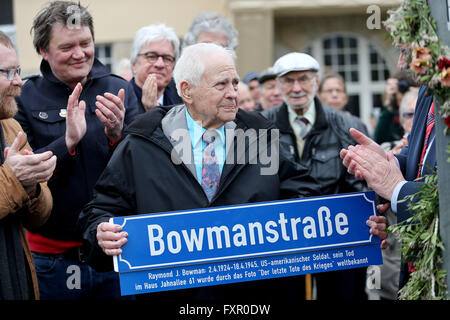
[[78, 105, 320, 272], [130, 77, 183, 113], [262, 99, 368, 195], [15, 58, 140, 240]]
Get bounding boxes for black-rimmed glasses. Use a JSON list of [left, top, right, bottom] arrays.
[[138, 51, 175, 67], [0, 67, 21, 81]]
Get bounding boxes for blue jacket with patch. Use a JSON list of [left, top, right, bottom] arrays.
[[15, 58, 140, 241]]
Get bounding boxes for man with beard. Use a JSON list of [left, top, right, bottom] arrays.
[[261, 52, 372, 300], [0, 31, 55, 300]]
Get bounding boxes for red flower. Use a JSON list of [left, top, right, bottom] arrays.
[[445, 115, 450, 129], [438, 57, 450, 70]]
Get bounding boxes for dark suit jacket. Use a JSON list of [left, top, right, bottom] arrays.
[[130, 77, 183, 114], [395, 85, 435, 223]]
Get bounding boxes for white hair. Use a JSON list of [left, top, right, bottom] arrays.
[[173, 42, 235, 96], [130, 24, 180, 63], [399, 88, 418, 122], [182, 12, 238, 50]]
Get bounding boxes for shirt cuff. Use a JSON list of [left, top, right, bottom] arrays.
[[391, 181, 408, 213]]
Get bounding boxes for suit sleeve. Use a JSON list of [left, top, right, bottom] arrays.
[[396, 180, 425, 223]]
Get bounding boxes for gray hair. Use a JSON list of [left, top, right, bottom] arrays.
[[182, 12, 238, 50], [173, 42, 235, 96], [31, 1, 94, 55], [130, 24, 180, 63]]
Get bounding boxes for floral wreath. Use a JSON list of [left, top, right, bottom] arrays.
[[384, 0, 450, 134], [384, 0, 449, 300]]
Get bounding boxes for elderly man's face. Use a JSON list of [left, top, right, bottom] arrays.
[[132, 39, 175, 92], [0, 44, 22, 119], [187, 53, 239, 129], [318, 77, 348, 111], [260, 79, 283, 110], [196, 32, 228, 48], [278, 70, 318, 113], [40, 23, 94, 89]]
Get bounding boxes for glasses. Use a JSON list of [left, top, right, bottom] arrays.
[[402, 112, 415, 119], [0, 67, 21, 81], [138, 51, 175, 67], [279, 74, 315, 87]]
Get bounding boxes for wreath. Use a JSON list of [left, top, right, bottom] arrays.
[[383, 0, 449, 300]]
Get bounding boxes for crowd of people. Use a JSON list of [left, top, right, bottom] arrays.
[[0, 0, 433, 302]]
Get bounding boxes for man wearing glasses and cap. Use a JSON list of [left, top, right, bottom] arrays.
[[261, 52, 370, 300]]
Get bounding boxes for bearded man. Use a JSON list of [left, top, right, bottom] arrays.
[[0, 31, 55, 300]]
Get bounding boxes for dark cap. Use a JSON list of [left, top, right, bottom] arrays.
[[242, 72, 259, 84], [258, 67, 277, 84]]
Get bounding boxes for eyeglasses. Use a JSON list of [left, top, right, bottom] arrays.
[[402, 112, 415, 119], [138, 51, 175, 67], [279, 74, 315, 87], [0, 67, 21, 81]]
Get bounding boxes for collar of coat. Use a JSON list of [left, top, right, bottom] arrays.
[[263, 98, 329, 135], [39, 58, 111, 85]]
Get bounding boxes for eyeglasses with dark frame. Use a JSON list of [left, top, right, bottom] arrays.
[[0, 67, 21, 81], [138, 51, 175, 67]]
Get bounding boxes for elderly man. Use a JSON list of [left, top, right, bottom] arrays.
[[130, 24, 182, 112], [77, 42, 330, 301], [261, 52, 373, 300], [0, 31, 55, 300], [14, 1, 139, 300], [256, 67, 283, 111], [182, 12, 239, 50]]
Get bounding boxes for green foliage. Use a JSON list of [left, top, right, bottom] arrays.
[[389, 173, 447, 299]]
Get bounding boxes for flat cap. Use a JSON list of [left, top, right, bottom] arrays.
[[258, 67, 277, 84], [242, 71, 260, 84], [273, 52, 320, 77]]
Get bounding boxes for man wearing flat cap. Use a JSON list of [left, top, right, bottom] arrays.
[[262, 52, 369, 300]]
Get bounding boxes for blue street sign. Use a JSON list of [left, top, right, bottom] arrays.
[[112, 191, 383, 296]]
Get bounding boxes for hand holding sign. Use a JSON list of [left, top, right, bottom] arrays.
[[97, 222, 128, 256]]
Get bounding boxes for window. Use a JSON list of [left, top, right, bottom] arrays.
[[95, 44, 113, 71]]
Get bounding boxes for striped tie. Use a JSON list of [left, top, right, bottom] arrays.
[[295, 117, 309, 139], [417, 102, 435, 178], [409, 101, 435, 274], [201, 130, 220, 202]]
